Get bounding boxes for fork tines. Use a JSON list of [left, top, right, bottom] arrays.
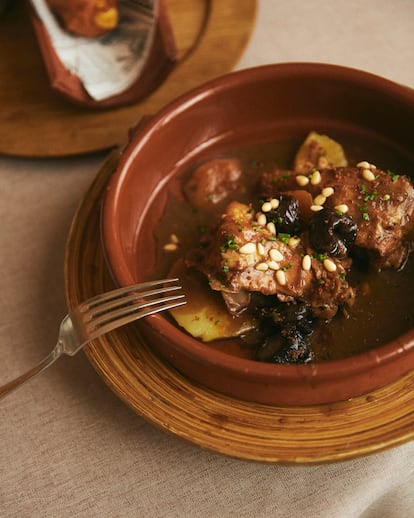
[[82, 278, 185, 334]]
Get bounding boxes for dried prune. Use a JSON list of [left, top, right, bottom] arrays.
[[266, 194, 302, 235], [270, 303, 313, 336], [272, 328, 314, 364], [256, 302, 314, 364], [309, 208, 357, 257]]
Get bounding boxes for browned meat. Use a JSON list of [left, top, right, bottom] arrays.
[[184, 159, 242, 208], [187, 201, 355, 319], [260, 164, 414, 270]]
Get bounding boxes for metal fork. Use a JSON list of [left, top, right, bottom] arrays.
[[0, 278, 185, 401]]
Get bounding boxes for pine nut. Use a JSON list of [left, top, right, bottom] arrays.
[[357, 161, 370, 169], [257, 242, 266, 256], [323, 258, 337, 272], [296, 175, 310, 187], [267, 261, 280, 270], [310, 204, 324, 212], [313, 194, 326, 206], [266, 222, 276, 235], [269, 248, 284, 262], [257, 212, 267, 226], [288, 237, 301, 247], [270, 198, 280, 209], [302, 254, 311, 271], [255, 262, 269, 271], [362, 168, 376, 182], [170, 233, 179, 244], [310, 170, 321, 185], [239, 242, 256, 254], [276, 270, 287, 286], [334, 204, 349, 214], [322, 187, 334, 197], [163, 243, 177, 252], [261, 201, 272, 213]]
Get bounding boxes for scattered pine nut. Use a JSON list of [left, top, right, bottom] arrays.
[[267, 260, 280, 270], [257, 242, 266, 256], [288, 236, 301, 248], [255, 262, 269, 271], [261, 201, 272, 213], [276, 270, 287, 286], [362, 168, 376, 182], [323, 258, 337, 272], [302, 254, 311, 271], [239, 242, 256, 254], [269, 248, 284, 262], [310, 204, 324, 212], [163, 243, 178, 252], [357, 160, 370, 169], [257, 212, 267, 226], [296, 175, 310, 187], [334, 204, 349, 214], [266, 222, 276, 235], [322, 187, 334, 197], [313, 194, 326, 206], [270, 198, 280, 209], [310, 170, 322, 185]]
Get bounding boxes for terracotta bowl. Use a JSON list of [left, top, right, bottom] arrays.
[[102, 63, 414, 406]]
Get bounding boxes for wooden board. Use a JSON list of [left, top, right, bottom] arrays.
[[63, 151, 414, 464], [0, 1, 256, 157]]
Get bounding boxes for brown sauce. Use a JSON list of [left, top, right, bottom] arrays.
[[148, 134, 414, 362]]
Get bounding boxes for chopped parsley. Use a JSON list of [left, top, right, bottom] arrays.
[[312, 252, 327, 262], [386, 169, 400, 182], [220, 234, 238, 252], [278, 232, 291, 244]]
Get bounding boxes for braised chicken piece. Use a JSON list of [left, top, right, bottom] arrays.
[[186, 201, 355, 320], [260, 163, 414, 270], [184, 159, 242, 208]]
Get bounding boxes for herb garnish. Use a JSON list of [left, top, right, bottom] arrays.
[[278, 233, 291, 244], [220, 234, 238, 252]]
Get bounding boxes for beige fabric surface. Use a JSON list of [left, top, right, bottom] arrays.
[[1, 1, 414, 517]]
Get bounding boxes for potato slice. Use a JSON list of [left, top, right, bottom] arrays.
[[168, 259, 256, 342], [294, 131, 348, 173]]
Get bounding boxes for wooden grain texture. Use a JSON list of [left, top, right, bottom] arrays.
[[64, 154, 414, 464], [0, 0, 256, 157]]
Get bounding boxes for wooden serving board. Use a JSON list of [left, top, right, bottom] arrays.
[[64, 151, 414, 464], [0, 0, 256, 157]]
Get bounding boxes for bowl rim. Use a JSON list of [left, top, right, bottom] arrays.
[[102, 61, 414, 383]]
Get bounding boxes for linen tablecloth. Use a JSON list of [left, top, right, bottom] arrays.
[[1, 1, 413, 516]]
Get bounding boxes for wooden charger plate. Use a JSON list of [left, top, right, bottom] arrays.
[[0, 0, 256, 157], [64, 151, 414, 464]]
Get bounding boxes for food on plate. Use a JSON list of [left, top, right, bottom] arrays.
[[155, 132, 414, 364], [46, 0, 119, 38]]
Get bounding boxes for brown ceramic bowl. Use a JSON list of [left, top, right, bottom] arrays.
[[102, 62, 414, 406]]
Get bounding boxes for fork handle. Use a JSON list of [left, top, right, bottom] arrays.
[[0, 343, 63, 400]]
